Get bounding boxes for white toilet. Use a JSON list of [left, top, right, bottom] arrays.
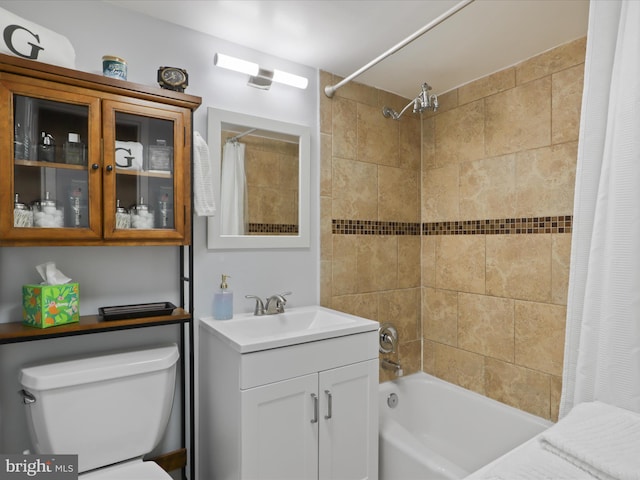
[[19, 344, 180, 479]]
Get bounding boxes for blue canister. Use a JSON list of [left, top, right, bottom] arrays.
[[102, 55, 127, 80]]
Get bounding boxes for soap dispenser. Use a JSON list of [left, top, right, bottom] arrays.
[[213, 274, 233, 320]]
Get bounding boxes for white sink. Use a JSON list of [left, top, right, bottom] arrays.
[[200, 305, 379, 353]]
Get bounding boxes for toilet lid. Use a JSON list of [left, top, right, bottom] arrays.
[[79, 460, 172, 480]]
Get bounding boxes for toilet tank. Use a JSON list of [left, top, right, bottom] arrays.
[[19, 344, 179, 474]]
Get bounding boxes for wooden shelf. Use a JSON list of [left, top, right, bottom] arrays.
[[0, 307, 190, 344]]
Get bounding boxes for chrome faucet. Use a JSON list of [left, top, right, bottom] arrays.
[[381, 359, 404, 377], [245, 292, 292, 315]]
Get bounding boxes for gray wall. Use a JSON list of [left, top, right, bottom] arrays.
[[0, 1, 320, 476]]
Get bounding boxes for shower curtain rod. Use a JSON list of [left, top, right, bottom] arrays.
[[227, 128, 257, 143], [324, 0, 475, 98]]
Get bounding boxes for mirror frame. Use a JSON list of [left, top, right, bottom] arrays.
[[206, 107, 311, 249]]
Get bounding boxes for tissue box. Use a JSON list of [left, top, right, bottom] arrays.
[[22, 283, 79, 328]]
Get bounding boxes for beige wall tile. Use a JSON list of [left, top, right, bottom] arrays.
[[320, 133, 332, 196], [332, 97, 357, 159], [422, 163, 459, 222], [399, 339, 422, 376], [357, 236, 398, 292], [357, 103, 399, 166], [422, 116, 436, 170], [331, 292, 378, 322], [436, 236, 486, 294], [485, 78, 551, 157], [320, 260, 332, 307], [459, 154, 516, 220], [332, 235, 358, 296], [333, 76, 378, 106], [421, 236, 437, 288], [552, 63, 584, 144], [431, 342, 485, 395], [516, 37, 587, 85], [423, 339, 436, 373], [332, 157, 378, 220], [320, 196, 332, 261], [379, 288, 421, 342], [379, 90, 412, 116], [399, 116, 421, 171], [435, 99, 485, 166], [399, 236, 421, 288], [458, 68, 515, 105], [422, 287, 457, 346], [552, 234, 572, 305], [379, 165, 419, 222], [515, 142, 577, 217], [458, 293, 514, 362], [485, 358, 551, 419], [486, 234, 552, 302], [515, 300, 566, 376]]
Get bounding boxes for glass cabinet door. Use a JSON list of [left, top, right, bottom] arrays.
[[102, 100, 187, 242], [1, 79, 102, 242]]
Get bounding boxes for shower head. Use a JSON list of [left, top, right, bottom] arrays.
[[382, 82, 439, 120]]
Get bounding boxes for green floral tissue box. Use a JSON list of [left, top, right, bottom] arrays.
[[22, 283, 80, 328]]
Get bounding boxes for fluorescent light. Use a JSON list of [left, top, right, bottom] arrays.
[[214, 53, 259, 76], [273, 69, 308, 90], [214, 52, 308, 90]]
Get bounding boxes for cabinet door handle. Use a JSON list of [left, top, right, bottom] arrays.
[[91, 163, 99, 170], [311, 393, 318, 424], [106, 165, 113, 172], [324, 390, 332, 420]]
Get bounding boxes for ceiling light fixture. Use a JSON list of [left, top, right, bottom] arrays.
[[214, 53, 308, 90]]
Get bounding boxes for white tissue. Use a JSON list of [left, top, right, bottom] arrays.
[[36, 262, 72, 285]]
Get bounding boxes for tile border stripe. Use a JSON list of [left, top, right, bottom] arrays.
[[248, 223, 299, 234], [332, 216, 572, 235]]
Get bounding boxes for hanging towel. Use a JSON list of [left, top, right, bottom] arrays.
[[539, 401, 640, 480], [193, 131, 216, 217]]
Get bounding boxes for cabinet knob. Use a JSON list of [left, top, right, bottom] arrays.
[[106, 165, 113, 172], [91, 163, 99, 170]]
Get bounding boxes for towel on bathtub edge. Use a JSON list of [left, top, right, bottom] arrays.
[[466, 437, 593, 480], [539, 401, 640, 480]]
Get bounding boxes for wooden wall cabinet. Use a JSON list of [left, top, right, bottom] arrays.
[[0, 53, 201, 246]]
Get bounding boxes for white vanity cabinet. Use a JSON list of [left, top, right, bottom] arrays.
[[199, 310, 379, 480]]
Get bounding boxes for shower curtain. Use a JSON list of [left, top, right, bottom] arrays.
[[220, 141, 247, 235], [560, 0, 640, 418]]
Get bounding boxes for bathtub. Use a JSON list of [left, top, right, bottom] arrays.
[[379, 372, 552, 479]]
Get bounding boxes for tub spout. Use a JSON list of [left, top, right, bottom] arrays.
[[381, 359, 404, 377]]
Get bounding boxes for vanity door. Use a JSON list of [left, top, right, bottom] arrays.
[[240, 373, 319, 480], [319, 359, 379, 480]]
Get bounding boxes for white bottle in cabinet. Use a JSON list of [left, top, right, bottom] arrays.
[[198, 311, 379, 480]]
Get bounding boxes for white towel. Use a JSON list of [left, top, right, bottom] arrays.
[[193, 131, 216, 217], [467, 436, 589, 479], [114, 141, 143, 171], [539, 401, 640, 480]]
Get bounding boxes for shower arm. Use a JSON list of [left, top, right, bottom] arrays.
[[382, 98, 418, 120]]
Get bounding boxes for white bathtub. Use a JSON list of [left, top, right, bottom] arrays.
[[379, 372, 552, 479]]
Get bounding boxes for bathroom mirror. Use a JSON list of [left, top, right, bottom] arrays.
[[206, 107, 310, 249]]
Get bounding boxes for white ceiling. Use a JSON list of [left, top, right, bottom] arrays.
[[106, 0, 590, 99]]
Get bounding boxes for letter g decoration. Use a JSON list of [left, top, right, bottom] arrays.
[[3, 24, 44, 60]]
